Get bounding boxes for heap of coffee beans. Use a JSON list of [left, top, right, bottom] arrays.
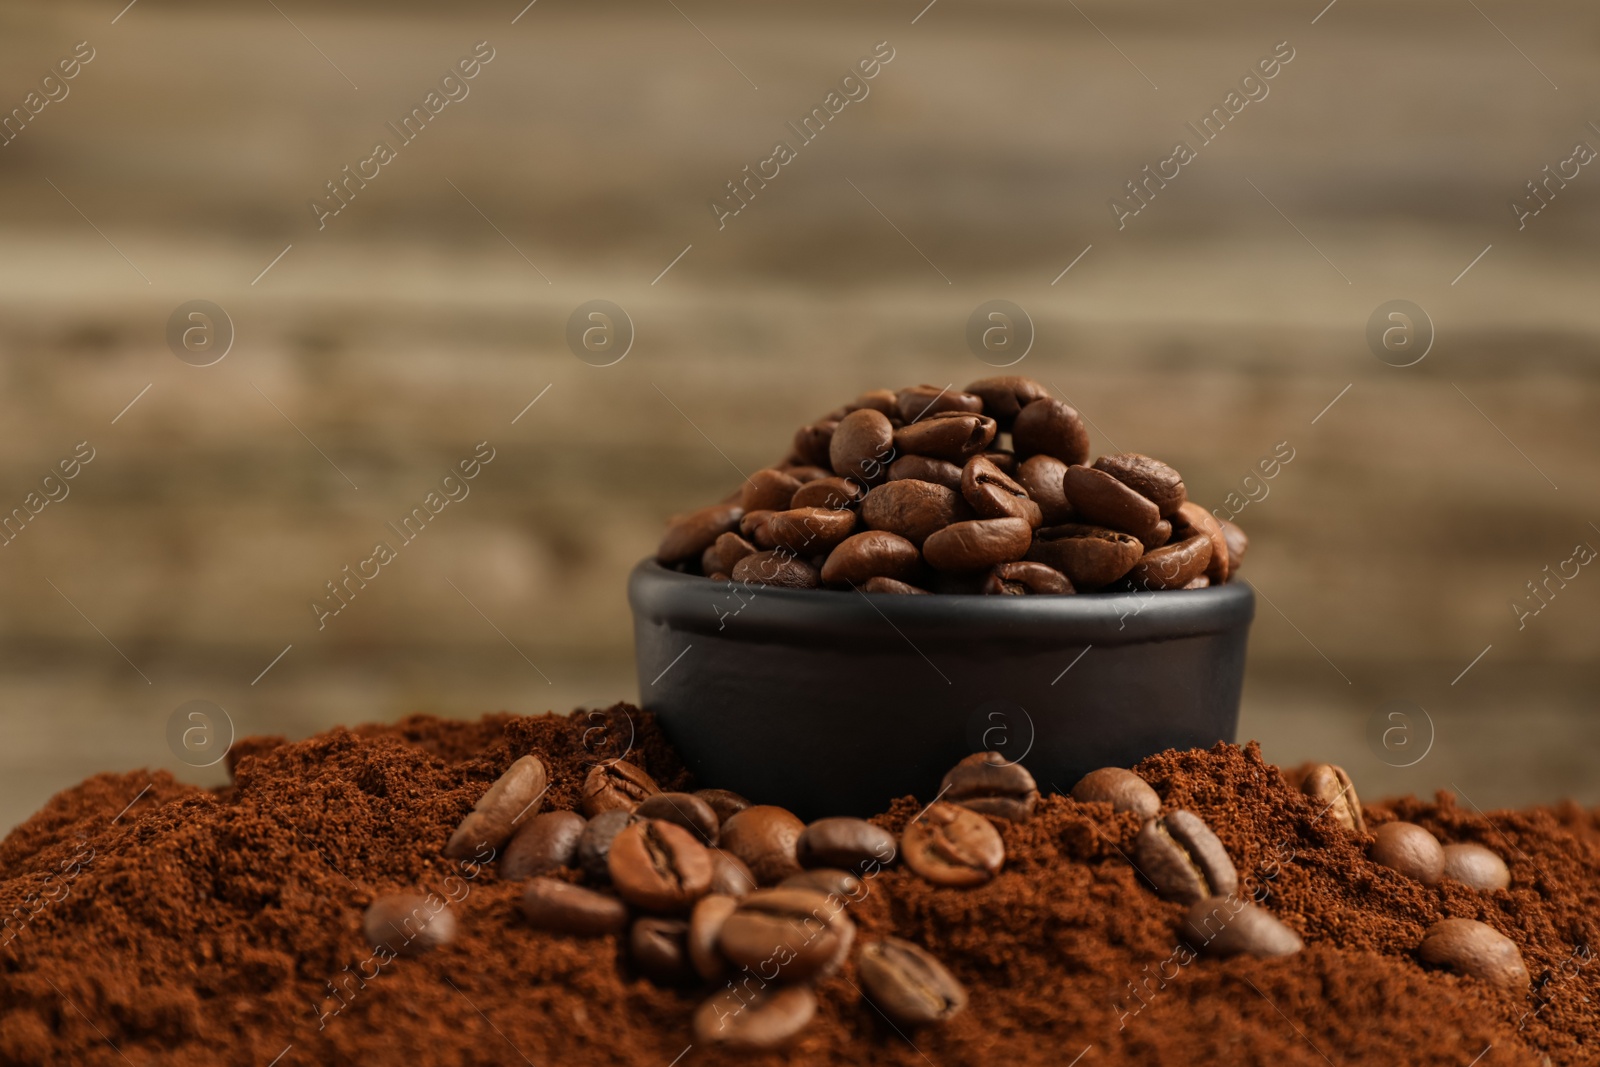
[[655, 376, 1248, 594]]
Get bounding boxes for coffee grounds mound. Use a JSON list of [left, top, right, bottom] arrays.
[[1, 707, 1595, 1066]]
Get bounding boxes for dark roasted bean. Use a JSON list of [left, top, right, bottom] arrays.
[[790, 476, 864, 511], [1183, 896, 1304, 957], [720, 805, 807, 885], [1011, 398, 1089, 466], [657, 503, 745, 564], [521, 878, 629, 936], [829, 408, 897, 485], [575, 809, 638, 882], [820, 531, 921, 587], [1134, 810, 1237, 903], [858, 938, 968, 1026], [901, 802, 1005, 887], [636, 792, 721, 845], [982, 561, 1074, 596], [740, 469, 802, 513], [731, 550, 821, 589], [580, 759, 659, 817], [1419, 919, 1529, 987], [860, 479, 970, 547], [1369, 822, 1444, 884], [923, 517, 1032, 572], [607, 819, 714, 912], [1441, 844, 1510, 890], [1093, 453, 1186, 516], [888, 454, 964, 491], [797, 817, 898, 870], [688, 893, 740, 981], [718, 888, 855, 982], [940, 752, 1039, 820], [895, 384, 983, 423], [1062, 464, 1161, 539], [763, 507, 858, 554], [861, 576, 931, 594], [692, 984, 817, 1050], [631, 917, 694, 984], [780, 868, 867, 902], [1125, 534, 1213, 591], [1026, 523, 1143, 589], [964, 376, 1051, 426], [981, 450, 1017, 476], [364, 893, 456, 956], [1173, 501, 1230, 583], [1016, 454, 1074, 525], [893, 412, 998, 462], [1300, 763, 1364, 833], [962, 455, 1041, 526], [1071, 768, 1160, 818], [501, 810, 587, 879], [707, 848, 758, 897], [444, 755, 548, 859], [696, 788, 752, 825]]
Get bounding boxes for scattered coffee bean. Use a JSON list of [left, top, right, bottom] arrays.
[[888, 454, 964, 491], [718, 888, 855, 982], [981, 561, 1074, 596], [1125, 534, 1212, 591], [688, 893, 740, 982], [732, 550, 821, 589], [720, 805, 806, 885], [707, 848, 758, 897], [1011, 397, 1089, 466], [790, 476, 864, 511], [658, 503, 745, 564], [901, 801, 1005, 887], [692, 984, 817, 1050], [1070, 768, 1160, 819], [521, 877, 629, 936], [861, 576, 931, 594], [962, 455, 1042, 526], [501, 809, 587, 880], [580, 759, 659, 818], [695, 788, 752, 824], [940, 752, 1039, 821], [1369, 822, 1444, 884], [1441, 843, 1511, 890], [1093, 453, 1186, 516], [1026, 523, 1144, 589], [896, 384, 983, 423], [858, 938, 968, 1027], [1062, 464, 1161, 540], [1419, 918, 1529, 988], [444, 755, 549, 859], [923, 517, 1033, 572], [965, 375, 1052, 425], [1015, 454, 1074, 525], [1183, 896, 1304, 957], [860, 479, 970, 547], [1134, 810, 1238, 904], [1301, 764, 1364, 833], [576, 809, 637, 882], [636, 792, 720, 845], [608, 819, 714, 913], [820, 530, 922, 587], [780, 868, 867, 902], [364, 893, 456, 956], [741, 469, 803, 513], [797, 817, 898, 870], [829, 408, 896, 486]]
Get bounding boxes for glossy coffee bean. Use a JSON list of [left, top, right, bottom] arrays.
[[888, 455, 964, 491], [1173, 501, 1229, 583], [1062, 464, 1161, 540], [862, 576, 930, 594], [693, 984, 817, 1050], [1441, 843, 1511, 890], [688, 893, 740, 981], [791, 420, 838, 469], [1135, 810, 1238, 904], [576, 809, 637, 882], [982, 561, 1074, 596], [845, 388, 899, 417], [631, 917, 694, 984], [797, 817, 898, 870], [521, 877, 630, 936], [364, 893, 456, 956], [896, 384, 983, 423], [731, 550, 821, 589], [1011, 398, 1089, 466], [1221, 519, 1248, 569], [702, 531, 757, 577], [720, 805, 806, 885], [764, 507, 858, 554], [1419, 918, 1529, 988], [1300, 763, 1364, 833], [580, 759, 659, 817], [1016, 454, 1074, 525], [444, 755, 549, 859], [608, 819, 714, 912], [1093, 453, 1186, 516], [1369, 822, 1444, 884], [790, 476, 864, 511], [741, 469, 803, 513], [1184, 896, 1304, 957], [636, 792, 721, 845], [696, 788, 753, 825], [780, 867, 867, 902], [719, 888, 855, 981], [1071, 767, 1160, 819], [893, 412, 998, 463], [860, 479, 970, 547], [1027, 524, 1143, 589], [707, 848, 758, 897], [962, 455, 1042, 526], [923, 517, 1032, 572], [1125, 534, 1213, 592], [1139, 518, 1172, 551], [830, 408, 897, 486], [858, 938, 968, 1026], [940, 752, 1039, 821], [821, 530, 922, 587], [965, 375, 1051, 425], [501, 810, 587, 879], [901, 801, 1005, 887], [658, 503, 745, 564]]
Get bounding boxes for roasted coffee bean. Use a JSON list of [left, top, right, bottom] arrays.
[[858, 938, 968, 1026], [718, 888, 855, 982], [790, 476, 864, 511], [1093, 453, 1186, 516], [658, 503, 745, 564], [1139, 518, 1172, 551], [731, 550, 821, 589], [739, 509, 778, 548], [580, 759, 659, 817], [636, 792, 721, 845], [778, 463, 831, 482], [444, 755, 549, 858], [845, 389, 899, 417], [829, 408, 897, 485], [1221, 519, 1248, 569], [1173, 501, 1229, 583], [364, 893, 456, 956], [780, 867, 867, 901], [701, 531, 758, 578], [1301, 763, 1364, 833], [896, 384, 983, 423], [763, 507, 858, 554], [740, 469, 803, 513], [1027, 523, 1144, 589], [1134, 810, 1238, 904], [720, 805, 806, 885], [692, 984, 817, 1050], [1016, 454, 1074, 525], [576, 809, 637, 882], [688, 893, 740, 981], [982, 560, 1074, 596], [861, 576, 931, 594], [820, 530, 921, 587], [1369, 822, 1444, 884], [1441, 843, 1511, 890], [893, 412, 998, 463], [1062, 464, 1161, 539], [521, 877, 629, 936], [1011, 398, 1089, 466], [1125, 534, 1212, 592], [981, 450, 1017, 476], [707, 848, 758, 897], [965, 375, 1051, 426], [1183, 896, 1304, 957], [901, 801, 1005, 887], [940, 752, 1039, 821], [630, 917, 693, 983], [962, 455, 1042, 526], [923, 517, 1032, 572], [501, 810, 587, 879], [1419, 918, 1529, 988], [696, 788, 752, 825], [1071, 768, 1160, 819], [888, 454, 964, 491], [608, 819, 714, 912], [797, 817, 898, 870], [791, 420, 838, 468], [860, 479, 970, 547]]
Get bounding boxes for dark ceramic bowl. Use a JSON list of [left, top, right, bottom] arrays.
[[629, 559, 1255, 820]]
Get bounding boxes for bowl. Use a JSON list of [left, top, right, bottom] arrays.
[[628, 559, 1255, 819]]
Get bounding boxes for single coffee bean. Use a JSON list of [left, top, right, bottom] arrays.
[[1062, 464, 1162, 539], [1369, 822, 1444, 884], [961, 455, 1042, 526], [692, 983, 817, 1050], [860, 479, 971, 547], [707, 847, 758, 897], [780, 867, 867, 902], [1221, 519, 1248, 569], [893, 412, 998, 463], [896, 384, 983, 423], [694, 788, 751, 824], [636, 792, 721, 845], [580, 759, 659, 818], [1139, 518, 1172, 551], [797, 817, 898, 870], [1070, 768, 1160, 819], [764, 507, 858, 554], [1011, 398, 1089, 466], [790, 420, 838, 469], [575, 809, 637, 882], [658, 503, 745, 564], [1026, 523, 1144, 589], [820, 530, 922, 587], [901, 802, 1005, 887], [861, 576, 931, 594], [1124, 534, 1213, 591], [739, 509, 778, 548], [1093, 453, 1186, 516], [845, 388, 899, 416], [1183, 896, 1304, 957], [981, 450, 1017, 476], [858, 938, 968, 1027], [364, 893, 456, 956], [940, 752, 1039, 821], [444, 755, 549, 859], [1173, 501, 1230, 583], [608, 819, 715, 912], [888, 454, 964, 491], [688, 893, 740, 982], [521, 877, 629, 936], [501, 809, 587, 880], [923, 517, 1033, 572], [829, 408, 897, 486], [982, 561, 1074, 596], [1441, 843, 1511, 890], [740, 468, 803, 513], [790, 476, 864, 511], [701, 531, 758, 578], [631, 917, 694, 984], [964, 375, 1051, 426], [720, 805, 806, 885], [1419, 918, 1529, 988], [731, 550, 821, 589], [1015, 454, 1074, 525], [1301, 763, 1364, 833], [779, 463, 831, 483], [718, 887, 855, 982], [1134, 810, 1238, 904]]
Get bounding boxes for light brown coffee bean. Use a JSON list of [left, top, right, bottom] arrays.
[[631, 917, 693, 984], [739, 509, 777, 548], [1369, 822, 1444, 884], [607, 819, 715, 912], [1139, 518, 1173, 551], [444, 755, 549, 859], [718, 888, 855, 982], [1173, 501, 1230, 583], [364, 893, 457, 956], [896, 384, 983, 423], [1125, 534, 1213, 591], [791, 420, 838, 469], [1301, 764, 1364, 833], [829, 408, 897, 485], [901, 801, 1005, 887], [962, 455, 1042, 526], [658, 503, 745, 564], [820, 530, 922, 587], [894, 412, 998, 463], [923, 517, 1033, 572], [797, 817, 898, 870], [940, 752, 1039, 821], [1134, 810, 1238, 904], [1419, 918, 1529, 988], [688, 893, 740, 981], [964, 376, 1051, 426], [731, 550, 821, 589], [861, 576, 931, 594], [501, 810, 587, 879], [1221, 519, 1248, 570], [1026, 524, 1144, 589], [720, 805, 807, 885], [636, 792, 721, 845], [780, 868, 867, 902], [701, 531, 757, 578], [1093, 453, 1186, 516], [888, 455, 964, 491], [521, 877, 629, 936], [779, 464, 832, 484], [692, 984, 817, 1050], [696, 789, 752, 825], [860, 479, 971, 547], [1183, 896, 1304, 957], [580, 759, 659, 817], [1070, 768, 1160, 819], [1062, 464, 1161, 539], [576, 810, 638, 882], [763, 507, 858, 554], [740, 469, 803, 513], [1011, 398, 1089, 466], [1016, 454, 1074, 525], [858, 938, 969, 1026], [1441, 843, 1511, 890], [707, 848, 758, 897], [981, 561, 1074, 596], [790, 476, 864, 511]]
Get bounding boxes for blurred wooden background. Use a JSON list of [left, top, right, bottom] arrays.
[[1, 0, 1597, 829]]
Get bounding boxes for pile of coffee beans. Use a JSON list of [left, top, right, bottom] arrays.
[[655, 376, 1248, 594]]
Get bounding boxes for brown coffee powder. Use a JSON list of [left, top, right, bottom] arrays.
[[1, 707, 1595, 1066]]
